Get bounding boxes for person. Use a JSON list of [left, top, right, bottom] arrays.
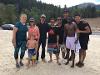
[[28, 17, 40, 59], [62, 9, 70, 27], [37, 14, 50, 62], [12, 14, 28, 68], [26, 35, 37, 68], [56, 17, 66, 59], [62, 9, 74, 59], [74, 14, 92, 67], [64, 20, 80, 68], [47, 18, 61, 65]]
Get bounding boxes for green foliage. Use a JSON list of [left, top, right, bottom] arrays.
[[0, 3, 16, 24], [96, 10, 100, 16], [69, 5, 97, 18], [0, 0, 99, 24]]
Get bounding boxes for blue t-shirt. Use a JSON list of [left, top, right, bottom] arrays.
[[15, 22, 28, 42]]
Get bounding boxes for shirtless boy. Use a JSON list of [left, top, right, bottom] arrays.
[[64, 21, 78, 68], [26, 36, 37, 67]]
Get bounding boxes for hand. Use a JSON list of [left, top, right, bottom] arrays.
[[76, 29, 80, 33], [57, 43, 59, 48], [49, 29, 55, 35], [75, 39, 78, 44], [12, 39, 16, 48]]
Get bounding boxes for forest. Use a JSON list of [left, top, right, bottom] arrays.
[[0, 0, 100, 25]]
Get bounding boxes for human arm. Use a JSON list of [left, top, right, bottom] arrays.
[[12, 27, 18, 47], [27, 28, 31, 40], [57, 35, 59, 47], [36, 26, 40, 42], [26, 40, 29, 49], [64, 24, 68, 36], [77, 23, 91, 34]]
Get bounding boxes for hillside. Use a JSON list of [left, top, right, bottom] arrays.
[[96, 5, 100, 10], [71, 2, 100, 10]]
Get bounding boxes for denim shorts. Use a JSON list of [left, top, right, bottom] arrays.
[[28, 48, 36, 60], [48, 48, 59, 54]]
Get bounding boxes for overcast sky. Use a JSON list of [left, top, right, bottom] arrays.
[[37, 0, 100, 7]]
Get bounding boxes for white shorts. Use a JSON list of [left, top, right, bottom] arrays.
[[66, 37, 81, 52]]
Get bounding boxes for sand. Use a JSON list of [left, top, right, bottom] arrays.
[[0, 30, 100, 75]]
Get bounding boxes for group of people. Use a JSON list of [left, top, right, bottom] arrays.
[[12, 10, 92, 68]]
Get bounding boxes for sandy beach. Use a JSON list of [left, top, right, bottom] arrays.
[[0, 30, 100, 75]]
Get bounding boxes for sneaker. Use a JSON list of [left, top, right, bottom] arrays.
[[16, 63, 20, 68], [71, 65, 74, 68], [69, 56, 72, 61], [65, 61, 69, 65], [76, 62, 80, 66], [76, 62, 84, 68], [20, 61, 24, 66], [78, 63, 84, 68]]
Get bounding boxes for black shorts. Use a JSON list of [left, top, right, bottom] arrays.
[[79, 37, 89, 50]]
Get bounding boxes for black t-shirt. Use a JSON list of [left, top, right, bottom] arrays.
[[37, 22, 50, 39], [48, 25, 59, 43], [57, 24, 64, 44], [77, 21, 91, 39], [15, 22, 28, 42], [57, 24, 63, 37], [62, 18, 68, 27]]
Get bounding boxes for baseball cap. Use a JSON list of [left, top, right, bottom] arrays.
[[63, 8, 69, 13], [29, 17, 35, 22], [41, 14, 46, 18]]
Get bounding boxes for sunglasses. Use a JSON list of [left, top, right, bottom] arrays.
[[57, 19, 62, 20], [30, 21, 34, 22]]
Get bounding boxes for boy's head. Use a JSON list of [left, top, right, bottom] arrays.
[[63, 9, 69, 19], [57, 17, 62, 24], [50, 18, 55, 25], [74, 14, 81, 23], [20, 14, 27, 23]]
